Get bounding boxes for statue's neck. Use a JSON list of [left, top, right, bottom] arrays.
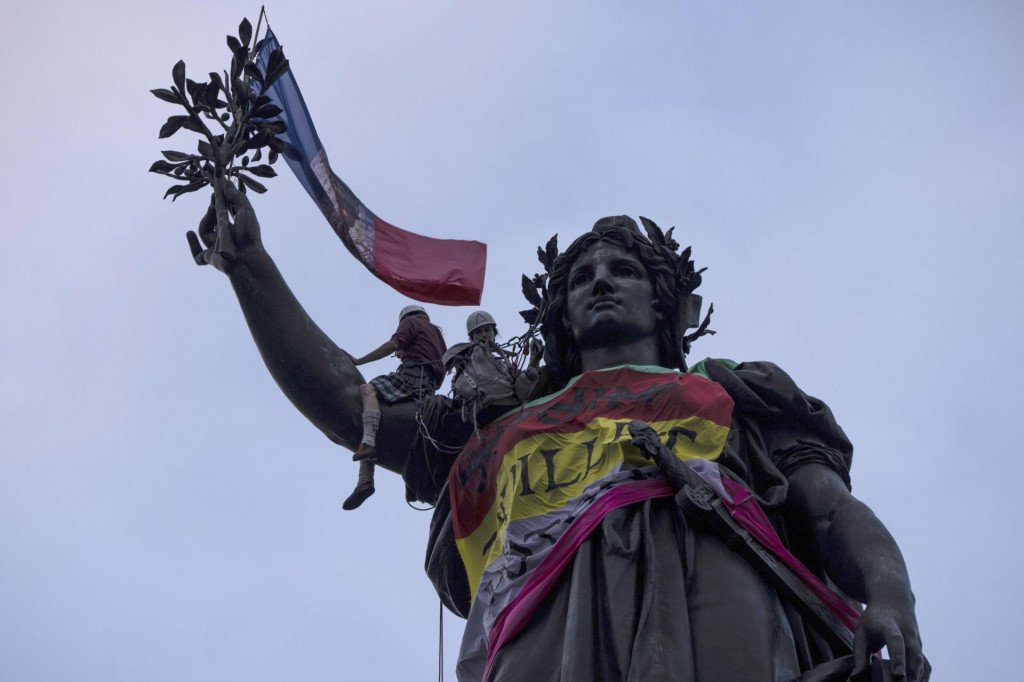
[[579, 336, 662, 373]]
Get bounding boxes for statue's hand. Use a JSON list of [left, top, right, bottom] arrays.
[[186, 177, 263, 274], [852, 599, 930, 681], [628, 419, 690, 488], [528, 338, 544, 369]]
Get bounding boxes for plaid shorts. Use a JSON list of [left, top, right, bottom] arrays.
[[370, 362, 441, 405]]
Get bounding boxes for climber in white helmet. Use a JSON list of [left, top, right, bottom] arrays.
[[343, 305, 447, 509], [442, 310, 543, 426]]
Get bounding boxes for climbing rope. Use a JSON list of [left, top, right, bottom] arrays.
[[438, 598, 445, 682]]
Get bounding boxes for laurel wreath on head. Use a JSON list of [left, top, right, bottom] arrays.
[[518, 217, 715, 359]]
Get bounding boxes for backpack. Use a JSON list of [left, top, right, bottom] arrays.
[[443, 342, 517, 417]]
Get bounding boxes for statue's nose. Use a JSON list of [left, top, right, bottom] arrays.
[[591, 268, 615, 294]]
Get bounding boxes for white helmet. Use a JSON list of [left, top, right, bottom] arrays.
[[399, 304, 427, 321], [466, 310, 496, 335]]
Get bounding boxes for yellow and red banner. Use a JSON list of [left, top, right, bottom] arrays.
[[449, 365, 734, 680]]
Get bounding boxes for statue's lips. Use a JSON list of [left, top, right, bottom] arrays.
[[588, 296, 620, 310]]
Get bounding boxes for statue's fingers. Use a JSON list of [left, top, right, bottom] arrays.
[[220, 177, 261, 246], [186, 231, 208, 266], [221, 177, 253, 217], [906, 654, 925, 682], [197, 197, 217, 248], [209, 177, 240, 258], [850, 624, 872, 680], [884, 627, 907, 678], [627, 420, 685, 489], [900, 630, 926, 681], [212, 176, 231, 227], [917, 654, 931, 681]]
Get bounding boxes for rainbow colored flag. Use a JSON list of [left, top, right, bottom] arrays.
[[449, 365, 734, 679], [448, 363, 864, 679]]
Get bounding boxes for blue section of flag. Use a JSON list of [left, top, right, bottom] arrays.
[[253, 29, 327, 203]]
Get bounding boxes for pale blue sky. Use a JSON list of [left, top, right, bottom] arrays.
[[2, 2, 1022, 679]]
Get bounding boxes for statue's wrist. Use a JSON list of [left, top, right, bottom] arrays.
[[228, 245, 271, 273], [225, 246, 276, 289], [863, 578, 915, 610]]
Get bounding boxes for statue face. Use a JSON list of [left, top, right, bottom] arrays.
[[564, 241, 660, 350]]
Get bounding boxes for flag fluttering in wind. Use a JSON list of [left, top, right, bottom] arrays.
[[254, 28, 486, 305]]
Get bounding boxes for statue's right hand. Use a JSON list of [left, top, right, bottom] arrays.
[[186, 177, 263, 274]]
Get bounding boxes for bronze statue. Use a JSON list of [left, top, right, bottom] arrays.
[[189, 179, 927, 681]]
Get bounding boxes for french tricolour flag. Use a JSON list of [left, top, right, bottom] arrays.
[[255, 28, 486, 306]]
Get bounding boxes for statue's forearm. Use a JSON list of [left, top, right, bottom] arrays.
[[788, 465, 916, 609], [228, 249, 365, 447], [824, 496, 915, 607]]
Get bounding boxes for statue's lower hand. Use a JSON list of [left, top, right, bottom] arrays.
[[852, 599, 929, 681], [528, 338, 544, 369], [186, 177, 263, 274]]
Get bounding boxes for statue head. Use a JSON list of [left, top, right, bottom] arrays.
[[523, 216, 712, 387]]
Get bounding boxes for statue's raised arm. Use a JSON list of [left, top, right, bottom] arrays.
[[186, 177, 417, 460]]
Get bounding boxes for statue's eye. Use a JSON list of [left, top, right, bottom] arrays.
[[615, 264, 641, 278], [570, 271, 591, 288]]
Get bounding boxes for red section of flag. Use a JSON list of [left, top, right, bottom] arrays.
[[372, 217, 486, 306]]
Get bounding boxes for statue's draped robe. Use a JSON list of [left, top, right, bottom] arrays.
[[410, 360, 858, 682]]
